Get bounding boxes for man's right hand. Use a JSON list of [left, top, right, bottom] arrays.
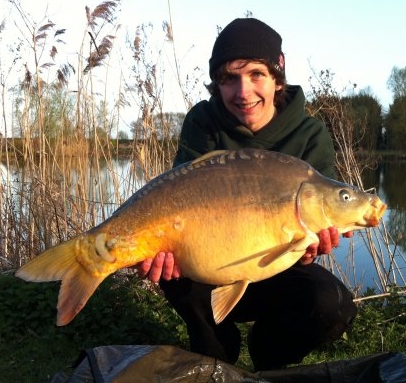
[[136, 252, 181, 283], [300, 227, 353, 265]]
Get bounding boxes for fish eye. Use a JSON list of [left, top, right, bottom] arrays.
[[339, 189, 352, 202]]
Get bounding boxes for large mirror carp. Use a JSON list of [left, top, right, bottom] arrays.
[[16, 149, 387, 326]]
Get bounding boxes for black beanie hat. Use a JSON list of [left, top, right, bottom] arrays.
[[209, 18, 285, 79]]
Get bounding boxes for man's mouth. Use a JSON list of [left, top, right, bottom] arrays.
[[235, 101, 260, 110]]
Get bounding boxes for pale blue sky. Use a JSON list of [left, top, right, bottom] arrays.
[[1, 0, 405, 121], [130, 0, 406, 110]]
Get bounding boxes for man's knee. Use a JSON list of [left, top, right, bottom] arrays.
[[315, 281, 358, 341]]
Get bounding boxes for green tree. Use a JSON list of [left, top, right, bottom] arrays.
[[341, 93, 383, 151], [386, 66, 406, 152], [117, 130, 129, 139], [387, 66, 406, 99], [385, 96, 406, 151], [131, 112, 185, 140], [42, 86, 76, 139], [12, 84, 76, 139]]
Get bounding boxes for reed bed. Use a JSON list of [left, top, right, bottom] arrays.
[[1, 0, 405, 301], [0, 1, 181, 269]]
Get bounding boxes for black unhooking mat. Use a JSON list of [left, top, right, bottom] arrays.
[[49, 345, 406, 383]]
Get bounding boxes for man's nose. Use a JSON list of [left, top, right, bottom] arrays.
[[235, 77, 252, 97]]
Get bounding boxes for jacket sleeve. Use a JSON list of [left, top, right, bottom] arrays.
[[172, 103, 217, 167]]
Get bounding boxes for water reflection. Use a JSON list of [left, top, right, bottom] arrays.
[[380, 161, 406, 210], [363, 161, 406, 254], [1, 158, 145, 223]]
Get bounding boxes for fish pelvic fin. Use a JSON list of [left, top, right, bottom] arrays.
[[211, 280, 250, 324]]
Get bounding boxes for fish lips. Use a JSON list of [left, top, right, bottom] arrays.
[[363, 200, 387, 227]]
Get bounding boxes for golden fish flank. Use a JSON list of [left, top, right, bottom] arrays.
[[15, 149, 387, 326]]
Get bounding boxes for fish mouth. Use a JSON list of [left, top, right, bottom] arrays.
[[363, 200, 387, 227]]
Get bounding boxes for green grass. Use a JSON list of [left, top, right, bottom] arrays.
[[0, 273, 188, 382], [1, 274, 405, 382], [302, 287, 406, 365], [0, 336, 79, 383]]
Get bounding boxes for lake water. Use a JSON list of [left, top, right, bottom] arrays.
[[1, 158, 406, 294]]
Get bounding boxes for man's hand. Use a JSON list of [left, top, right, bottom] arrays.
[[300, 227, 353, 265], [136, 252, 181, 283]]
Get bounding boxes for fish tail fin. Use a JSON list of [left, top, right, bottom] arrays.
[[15, 239, 79, 282], [56, 267, 105, 326], [15, 239, 106, 326]]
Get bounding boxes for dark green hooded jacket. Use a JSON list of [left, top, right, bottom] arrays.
[[173, 85, 335, 179]]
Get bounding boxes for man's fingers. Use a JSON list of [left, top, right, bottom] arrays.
[[148, 252, 165, 283], [137, 252, 181, 282], [137, 258, 153, 279], [172, 264, 181, 279], [300, 252, 316, 265], [318, 228, 332, 254], [306, 243, 318, 257], [162, 252, 175, 281], [328, 226, 340, 248]]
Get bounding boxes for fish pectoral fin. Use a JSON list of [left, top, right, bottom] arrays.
[[211, 280, 250, 324], [258, 243, 298, 267], [258, 231, 308, 267]]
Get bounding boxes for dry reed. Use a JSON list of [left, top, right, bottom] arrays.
[[0, 1, 182, 269]]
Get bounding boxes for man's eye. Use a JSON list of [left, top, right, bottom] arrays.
[[225, 75, 235, 81], [252, 71, 265, 79], [220, 74, 236, 84]]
